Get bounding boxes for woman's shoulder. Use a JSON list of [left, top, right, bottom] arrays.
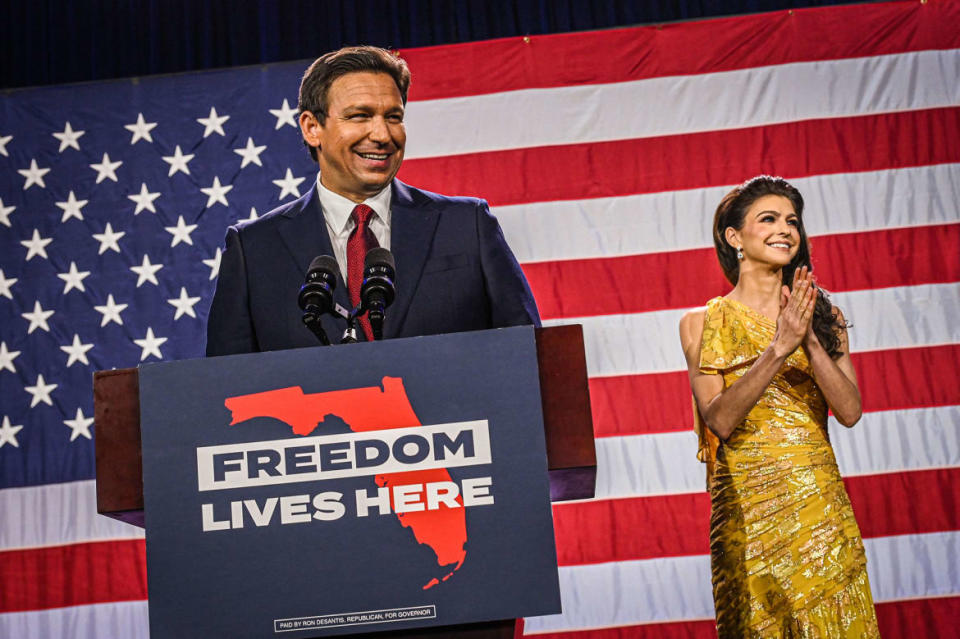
[[678, 298, 725, 346]]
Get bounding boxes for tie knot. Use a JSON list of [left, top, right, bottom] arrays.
[[351, 204, 374, 229]]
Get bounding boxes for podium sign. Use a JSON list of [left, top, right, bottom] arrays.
[[139, 326, 561, 638]]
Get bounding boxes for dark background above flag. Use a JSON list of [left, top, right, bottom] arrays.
[[2, 0, 867, 89]]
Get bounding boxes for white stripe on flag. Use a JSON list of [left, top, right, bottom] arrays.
[[528, 555, 715, 633], [839, 284, 960, 353], [595, 430, 703, 499], [0, 480, 143, 550], [0, 601, 149, 639], [405, 50, 960, 158], [524, 531, 960, 634], [865, 531, 960, 602], [545, 283, 960, 377], [832, 406, 960, 478], [593, 405, 960, 500], [497, 164, 960, 263]]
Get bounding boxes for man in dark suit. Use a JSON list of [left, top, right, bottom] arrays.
[[206, 46, 539, 356]]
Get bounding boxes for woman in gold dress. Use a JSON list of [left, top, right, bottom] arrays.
[[678, 176, 880, 637]]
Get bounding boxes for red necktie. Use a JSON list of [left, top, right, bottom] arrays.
[[347, 204, 379, 341]]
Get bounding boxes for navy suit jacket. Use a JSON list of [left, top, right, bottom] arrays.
[[205, 179, 540, 356]]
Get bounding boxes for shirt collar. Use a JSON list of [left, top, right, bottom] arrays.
[[316, 173, 392, 235]]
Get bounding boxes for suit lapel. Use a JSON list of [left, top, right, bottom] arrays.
[[276, 184, 352, 337], [386, 180, 440, 339]]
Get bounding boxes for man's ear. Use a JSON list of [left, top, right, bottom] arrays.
[[724, 226, 740, 249], [299, 111, 322, 150]]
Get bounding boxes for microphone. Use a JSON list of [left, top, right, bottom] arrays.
[[298, 255, 339, 345], [360, 247, 396, 341]]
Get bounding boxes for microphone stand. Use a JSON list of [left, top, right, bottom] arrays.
[[366, 300, 385, 341], [301, 311, 331, 346], [340, 308, 360, 344]]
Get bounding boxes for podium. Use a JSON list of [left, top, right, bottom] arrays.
[[95, 325, 595, 638]]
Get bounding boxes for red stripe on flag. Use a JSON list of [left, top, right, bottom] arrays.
[[523, 618, 716, 639], [401, 1, 960, 101], [874, 595, 960, 639], [525, 224, 960, 321], [590, 344, 960, 438], [810, 224, 960, 294], [526, 247, 729, 321], [589, 371, 692, 437], [0, 539, 147, 613], [553, 468, 960, 566], [522, 598, 960, 638], [399, 107, 960, 207], [553, 492, 711, 565], [856, 345, 960, 414], [848, 469, 960, 539]]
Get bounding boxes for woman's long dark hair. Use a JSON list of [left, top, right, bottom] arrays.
[[712, 175, 846, 359]]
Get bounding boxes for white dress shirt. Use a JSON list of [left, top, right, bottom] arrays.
[[316, 173, 392, 283]]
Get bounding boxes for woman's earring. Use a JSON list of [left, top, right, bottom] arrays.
[[736, 247, 744, 260]]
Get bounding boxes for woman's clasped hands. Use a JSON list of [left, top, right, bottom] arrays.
[[773, 265, 817, 356]]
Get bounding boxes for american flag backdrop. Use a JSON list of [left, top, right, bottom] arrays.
[[2, 1, 959, 637]]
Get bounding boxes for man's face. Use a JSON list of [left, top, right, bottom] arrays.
[[300, 71, 406, 203]]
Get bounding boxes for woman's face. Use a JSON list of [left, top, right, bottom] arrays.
[[727, 194, 801, 268]]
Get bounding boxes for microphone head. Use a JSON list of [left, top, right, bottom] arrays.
[[299, 255, 338, 314], [306, 255, 339, 285], [361, 248, 396, 311], [363, 247, 395, 273]]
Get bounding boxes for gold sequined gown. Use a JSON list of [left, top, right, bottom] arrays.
[[695, 297, 880, 638]]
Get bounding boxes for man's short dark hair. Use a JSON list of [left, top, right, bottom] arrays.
[[298, 46, 411, 161]]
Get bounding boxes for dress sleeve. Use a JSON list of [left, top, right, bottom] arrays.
[[694, 298, 760, 486], [698, 298, 762, 374], [694, 299, 723, 483]]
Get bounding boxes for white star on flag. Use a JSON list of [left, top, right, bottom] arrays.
[[0, 416, 24, 448], [92, 222, 125, 254], [130, 254, 164, 287], [22, 300, 55, 334], [165, 216, 198, 247], [202, 248, 222, 280], [273, 168, 305, 200], [197, 106, 229, 137], [244, 207, 259, 222], [0, 269, 18, 300], [269, 98, 298, 129], [128, 182, 161, 214], [53, 122, 85, 152], [201, 176, 233, 208], [64, 408, 94, 441], [0, 342, 21, 373], [0, 134, 11, 157], [94, 294, 128, 327], [25, 374, 58, 408], [234, 137, 267, 168], [90, 152, 123, 183], [21, 229, 53, 261], [60, 334, 94, 367], [168, 287, 202, 320], [0, 198, 14, 227], [124, 112, 157, 144], [134, 327, 167, 361], [162, 145, 195, 176], [57, 262, 91, 294], [55, 191, 88, 222], [18, 159, 51, 189]]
